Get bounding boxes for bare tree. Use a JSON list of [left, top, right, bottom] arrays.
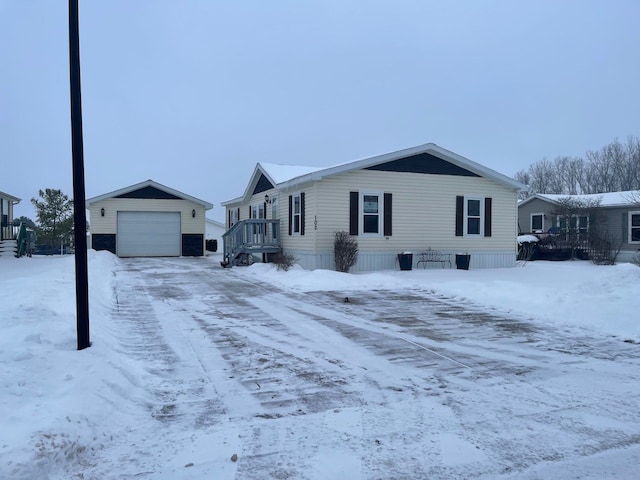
[[625, 136, 640, 191], [514, 169, 532, 200], [552, 197, 602, 260], [555, 156, 586, 195], [528, 158, 560, 194], [514, 135, 640, 197]]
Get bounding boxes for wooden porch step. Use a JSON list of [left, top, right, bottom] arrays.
[[0, 240, 18, 257]]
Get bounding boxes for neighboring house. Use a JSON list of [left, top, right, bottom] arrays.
[[1, 191, 21, 240], [517, 191, 640, 262], [221, 143, 526, 271], [0, 191, 21, 257], [205, 218, 225, 252], [86, 180, 213, 257]]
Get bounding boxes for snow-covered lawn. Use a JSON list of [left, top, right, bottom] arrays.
[[1, 252, 639, 479]]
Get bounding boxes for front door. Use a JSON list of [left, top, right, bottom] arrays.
[[252, 204, 265, 244]]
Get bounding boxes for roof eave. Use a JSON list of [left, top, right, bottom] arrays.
[[278, 143, 527, 192], [85, 179, 213, 210], [0, 191, 21, 204]]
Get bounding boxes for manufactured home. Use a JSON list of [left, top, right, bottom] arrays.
[[222, 143, 526, 271]]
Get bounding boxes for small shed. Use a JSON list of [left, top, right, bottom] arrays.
[[86, 180, 213, 257]]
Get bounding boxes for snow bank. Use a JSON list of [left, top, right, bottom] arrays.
[[1, 251, 150, 479], [240, 260, 640, 341]]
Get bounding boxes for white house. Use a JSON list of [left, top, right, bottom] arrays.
[[206, 218, 225, 253], [222, 143, 526, 271], [1, 190, 21, 258]]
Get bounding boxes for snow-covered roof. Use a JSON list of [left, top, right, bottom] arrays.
[[259, 163, 324, 184], [86, 179, 213, 209], [224, 142, 527, 205], [205, 218, 225, 228], [520, 191, 640, 208]]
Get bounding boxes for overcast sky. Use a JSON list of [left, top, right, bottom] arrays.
[[2, 0, 639, 223]]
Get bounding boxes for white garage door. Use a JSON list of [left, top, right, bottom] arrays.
[[117, 211, 181, 257]]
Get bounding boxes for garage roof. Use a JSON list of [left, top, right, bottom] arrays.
[[86, 179, 213, 210]]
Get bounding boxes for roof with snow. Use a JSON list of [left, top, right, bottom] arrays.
[[223, 142, 527, 205], [519, 191, 640, 208]]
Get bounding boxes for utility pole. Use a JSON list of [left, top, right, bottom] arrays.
[[69, 0, 90, 350]]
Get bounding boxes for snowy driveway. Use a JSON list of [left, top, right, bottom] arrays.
[[90, 257, 640, 479]]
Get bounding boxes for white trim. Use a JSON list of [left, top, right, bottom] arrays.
[[226, 143, 527, 205], [629, 211, 640, 244], [0, 191, 21, 204], [530, 212, 545, 233], [464, 196, 484, 237], [86, 179, 213, 209], [359, 191, 383, 236]]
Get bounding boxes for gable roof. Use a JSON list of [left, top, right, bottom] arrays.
[[206, 218, 225, 228], [519, 191, 640, 209], [224, 142, 526, 205], [0, 190, 21, 204], [86, 179, 213, 209]]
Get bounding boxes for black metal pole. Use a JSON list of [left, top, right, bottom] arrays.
[[69, 0, 90, 350]]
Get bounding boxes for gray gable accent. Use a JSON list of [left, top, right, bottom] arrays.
[[365, 152, 480, 177]]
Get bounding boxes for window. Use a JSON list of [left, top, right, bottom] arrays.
[[229, 208, 239, 227], [361, 192, 382, 235], [292, 193, 301, 234], [464, 197, 483, 236], [530, 213, 544, 232], [288, 192, 305, 236], [252, 203, 264, 220], [630, 212, 640, 243], [455, 196, 491, 237], [557, 215, 589, 241]]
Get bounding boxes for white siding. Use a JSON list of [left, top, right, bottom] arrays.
[[312, 169, 517, 254], [225, 169, 519, 270], [89, 198, 206, 235]]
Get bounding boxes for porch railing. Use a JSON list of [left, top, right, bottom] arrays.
[[0, 222, 20, 241], [222, 219, 281, 267]]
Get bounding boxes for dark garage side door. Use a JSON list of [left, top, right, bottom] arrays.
[[117, 211, 181, 257]]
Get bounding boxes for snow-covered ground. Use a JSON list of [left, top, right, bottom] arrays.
[[1, 252, 639, 479]]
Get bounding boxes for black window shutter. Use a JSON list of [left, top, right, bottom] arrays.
[[455, 196, 464, 236], [622, 212, 628, 243], [248, 206, 252, 219], [349, 192, 359, 235], [263, 202, 267, 219], [288, 195, 293, 236], [484, 197, 492, 237], [300, 192, 305, 235], [383, 193, 392, 236], [228, 210, 231, 228], [237, 208, 240, 222]]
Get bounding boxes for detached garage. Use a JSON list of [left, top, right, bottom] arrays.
[[86, 180, 213, 257]]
